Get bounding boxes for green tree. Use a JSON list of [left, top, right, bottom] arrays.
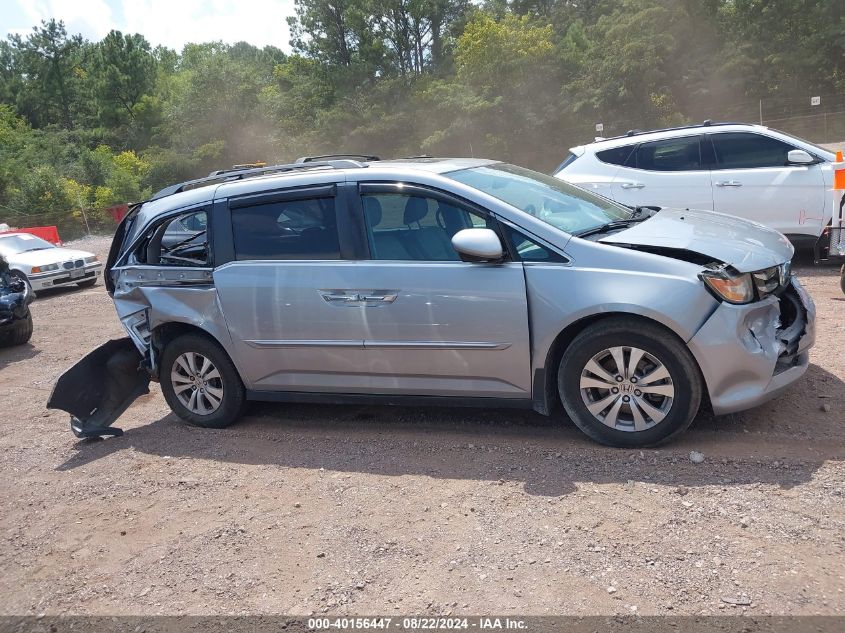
[[92, 30, 157, 125], [9, 19, 90, 128]]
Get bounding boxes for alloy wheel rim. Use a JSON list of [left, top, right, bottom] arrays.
[[171, 351, 224, 415], [579, 345, 674, 432]]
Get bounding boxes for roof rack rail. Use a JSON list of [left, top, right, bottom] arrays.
[[295, 154, 380, 163], [150, 160, 366, 201], [599, 120, 753, 143]]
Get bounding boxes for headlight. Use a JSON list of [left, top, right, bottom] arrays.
[[84, 255, 100, 264], [701, 265, 788, 304], [31, 263, 60, 274], [700, 268, 754, 304], [752, 266, 780, 298]]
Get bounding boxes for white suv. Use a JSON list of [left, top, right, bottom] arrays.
[[553, 122, 840, 254]]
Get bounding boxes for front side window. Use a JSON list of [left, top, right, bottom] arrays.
[[231, 197, 340, 260], [635, 136, 701, 171], [362, 192, 490, 261], [447, 163, 631, 236], [711, 133, 795, 169]]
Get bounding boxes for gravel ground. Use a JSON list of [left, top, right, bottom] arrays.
[[0, 235, 843, 617]]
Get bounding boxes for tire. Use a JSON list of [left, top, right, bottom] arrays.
[[558, 316, 702, 448], [160, 333, 246, 428], [77, 278, 97, 289], [0, 313, 33, 347]]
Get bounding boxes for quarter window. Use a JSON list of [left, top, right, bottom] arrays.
[[635, 137, 701, 171], [711, 133, 794, 169], [231, 197, 340, 260], [142, 210, 210, 267], [362, 192, 490, 261], [596, 145, 636, 167], [501, 225, 567, 263]]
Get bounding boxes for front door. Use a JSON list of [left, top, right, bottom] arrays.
[[708, 132, 826, 239], [352, 184, 532, 398]]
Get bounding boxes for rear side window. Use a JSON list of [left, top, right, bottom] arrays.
[[231, 197, 340, 260], [596, 145, 636, 167], [635, 136, 701, 171], [711, 133, 794, 169]]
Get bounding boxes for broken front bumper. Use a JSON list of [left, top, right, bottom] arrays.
[[46, 338, 151, 438], [687, 277, 816, 416]]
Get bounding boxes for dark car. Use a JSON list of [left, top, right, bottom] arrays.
[[0, 254, 33, 347]]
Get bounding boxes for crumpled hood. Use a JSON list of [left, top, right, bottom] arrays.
[[8, 248, 95, 269], [599, 208, 795, 272], [0, 276, 30, 324]]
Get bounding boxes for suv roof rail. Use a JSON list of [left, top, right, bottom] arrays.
[[150, 160, 367, 201], [603, 121, 753, 143], [295, 154, 381, 163]]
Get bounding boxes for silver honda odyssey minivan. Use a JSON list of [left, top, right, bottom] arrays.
[[48, 157, 816, 447]]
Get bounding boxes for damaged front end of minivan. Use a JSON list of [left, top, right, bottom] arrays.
[[47, 201, 221, 437]]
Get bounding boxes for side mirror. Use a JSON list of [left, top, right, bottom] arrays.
[[787, 149, 815, 165], [451, 228, 504, 263]]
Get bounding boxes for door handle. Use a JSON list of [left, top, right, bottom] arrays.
[[715, 180, 742, 187], [319, 290, 399, 305], [620, 182, 645, 189], [320, 292, 361, 303], [361, 293, 397, 303]]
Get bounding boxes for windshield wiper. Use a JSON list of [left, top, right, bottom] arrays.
[[576, 206, 655, 238]]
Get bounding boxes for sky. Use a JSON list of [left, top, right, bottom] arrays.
[[1, 0, 297, 51]]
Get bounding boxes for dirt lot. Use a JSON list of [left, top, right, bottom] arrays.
[[0, 235, 843, 617]]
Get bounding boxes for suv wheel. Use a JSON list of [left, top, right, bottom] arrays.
[[558, 317, 702, 447], [161, 333, 245, 428]]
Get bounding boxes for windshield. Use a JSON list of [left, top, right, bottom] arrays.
[[447, 163, 632, 235], [0, 234, 57, 256]]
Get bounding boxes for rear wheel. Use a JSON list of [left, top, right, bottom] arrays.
[[160, 333, 245, 428], [558, 317, 702, 447]]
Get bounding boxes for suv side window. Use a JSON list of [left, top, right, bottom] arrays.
[[711, 133, 794, 169], [231, 196, 340, 260], [635, 136, 701, 171], [362, 192, 491, 261], [596, 145, 636, 167]]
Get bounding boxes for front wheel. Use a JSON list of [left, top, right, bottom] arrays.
[[160, 333, 246, 428], [558, 317, 702, 447], [0, 313, 33, 347]]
